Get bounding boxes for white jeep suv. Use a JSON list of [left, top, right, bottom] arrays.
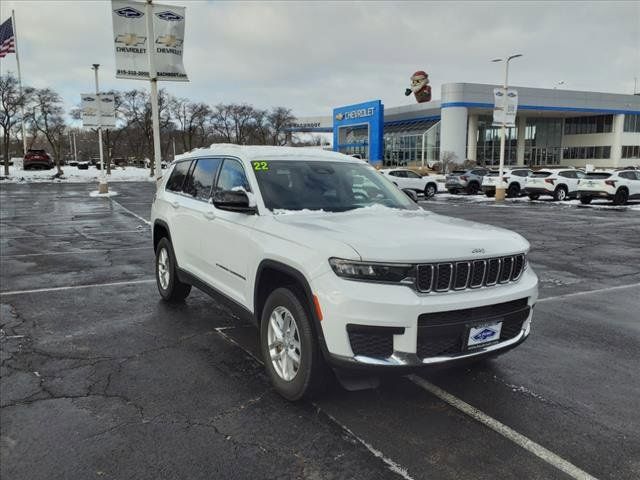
[[151, 145, 538, 400]]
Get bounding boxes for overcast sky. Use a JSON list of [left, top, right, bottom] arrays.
[[1, 0, 638, 118]]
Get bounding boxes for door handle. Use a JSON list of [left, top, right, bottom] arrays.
[[171, 201, 179, 209], [204, 210, 216, 220]]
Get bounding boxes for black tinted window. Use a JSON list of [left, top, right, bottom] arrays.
[[559, 171, 575, 178], [619, 171, 635, 180], [183, 158, 221, 199], [166, 161, 191, 192], [216, 159, 251, 192]]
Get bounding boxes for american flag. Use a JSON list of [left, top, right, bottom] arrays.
[[0, 17, 16, 58]]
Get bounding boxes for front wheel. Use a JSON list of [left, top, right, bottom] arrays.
[[466, 182, 479, 195], [485, 190, 495, 198], [424, 183, 437, 199], [155, 238, 191, 302], [260, 287, 327, 401], [507, 183, 520, 198]]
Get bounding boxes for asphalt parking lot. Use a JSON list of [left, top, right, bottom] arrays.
[[1, 181, 639, 480]]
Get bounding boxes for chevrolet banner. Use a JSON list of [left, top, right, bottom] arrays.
[[81, 93, 116, 128], [111, 0, 188, 82], [492, 88, 518, 126]]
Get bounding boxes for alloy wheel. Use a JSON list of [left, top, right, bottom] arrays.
[[267, 306, 301, 381], [157, 247, 170, 290]]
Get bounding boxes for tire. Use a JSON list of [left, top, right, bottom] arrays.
[[466, 182, 480, 195], [579, 196, 592, 205], [447, 189, 458, 195], [485, 190, 495, 197], [424, 183, 437, 199], [507, 183, 520, 198], [553, 186, 568, 201], [528, 194, 540, 200], [613, 189, 629, 205], [155, 237, 191, 302], [260, 287, 327, 401]]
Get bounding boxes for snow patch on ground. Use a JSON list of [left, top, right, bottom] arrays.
[[0, 165, 156, 183], [89, 190, 119, 198]]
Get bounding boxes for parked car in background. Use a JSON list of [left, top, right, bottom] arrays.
[[482, 168, 533, 198], [576, 170, 640, 205], [77, 160, 90, 170], [445, 168, 489, 194], [23, 149, 54, 170], [380, 168, 439, 198], [524, 168, 585, 201]]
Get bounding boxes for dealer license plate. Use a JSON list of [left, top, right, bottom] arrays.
[[466, 322, 503, 349]]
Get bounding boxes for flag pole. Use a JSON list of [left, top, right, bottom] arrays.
[[12, 9, 27, 155], [145, 0, 162, 181]]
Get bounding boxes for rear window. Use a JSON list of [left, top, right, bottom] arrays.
[[166, 161, 191, 192], [585, 172, 611, 179], [531, 172, 552, 178]]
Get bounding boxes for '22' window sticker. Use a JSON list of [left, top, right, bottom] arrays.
[[252, 161, 269, 171]]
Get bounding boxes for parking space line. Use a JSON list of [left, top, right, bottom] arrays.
[[213, 327, 415, 480], [0, 278, 155, 296], [110, 198, 152, 226], [538, 282, 640, 303], [407, 375, 598, 480], [1, 246, 149, 258], [1, 229, 149, 240]]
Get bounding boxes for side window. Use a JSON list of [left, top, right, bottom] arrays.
[[559, 171, 573, 178], [619, 171, 633, 180], [216, 159, 251, 192], [576, 171, 585, 179], [472, 170, 487, 176], [166, 161, 191, 192], [635, 172, 640, 180], [405, 171, 421, 179], [388, 171, 399, 177], [183, 158, 222, 200]]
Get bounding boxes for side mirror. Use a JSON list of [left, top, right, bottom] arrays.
[[213, 190, 257, 214], [402, 188, 419, 203]]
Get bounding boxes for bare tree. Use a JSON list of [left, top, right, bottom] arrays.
[[267, 107, 295, 146], [170, 97, 211, 151], [27, 88, 66, 175], [0, 73, 29, 176]]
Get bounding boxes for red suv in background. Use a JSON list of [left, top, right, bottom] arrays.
[[23, 149, 54, 170]]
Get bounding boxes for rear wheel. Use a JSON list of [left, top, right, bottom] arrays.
[[424, 183, 437, 199], [485, 190, 495, 198], [260, 287, 327, 401], [155, 237, 191, 302], [579, 196, 592, 205], [528, 193, 540, 200], [553, 186, 568, 201], [613, 188, 629, 205]]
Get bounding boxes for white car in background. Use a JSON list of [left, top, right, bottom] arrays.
[[481, 168, 533, 198], [524, 168, 585, 201], [576, 169, 640, 205], [379, 168, 439, 198]]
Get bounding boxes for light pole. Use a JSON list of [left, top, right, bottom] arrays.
[[491, 54, 522, 201], [92, 64, 108, 194]]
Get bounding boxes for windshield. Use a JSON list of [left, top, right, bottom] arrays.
[[251, 160, 419, 212]]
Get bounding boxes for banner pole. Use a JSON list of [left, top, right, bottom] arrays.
[[12, 10, 27, 156], [145, 0, 162, 180], [93, 64, 108, 194]]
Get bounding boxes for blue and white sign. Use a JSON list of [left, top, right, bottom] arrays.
[[467, 322, 503, 347], [333, 100, 384, 165]]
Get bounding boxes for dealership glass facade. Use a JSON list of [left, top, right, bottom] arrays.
[[564, 115, 613, 135], [524, 118, 564, 166], [623, 114, 640, 133], [476, 116, 518, 166], [382, 120, 440, 166]]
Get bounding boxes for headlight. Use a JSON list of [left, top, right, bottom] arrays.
[[328, 258, 414, 284]]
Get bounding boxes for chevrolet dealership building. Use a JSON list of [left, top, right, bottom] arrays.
[[289, 83, 640, 169]]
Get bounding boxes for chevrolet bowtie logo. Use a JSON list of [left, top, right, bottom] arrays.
[[115, 34, 146, 47], [156, 35, 183, 48]]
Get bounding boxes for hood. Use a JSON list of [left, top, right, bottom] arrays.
[[273, 207, 529, 263]]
